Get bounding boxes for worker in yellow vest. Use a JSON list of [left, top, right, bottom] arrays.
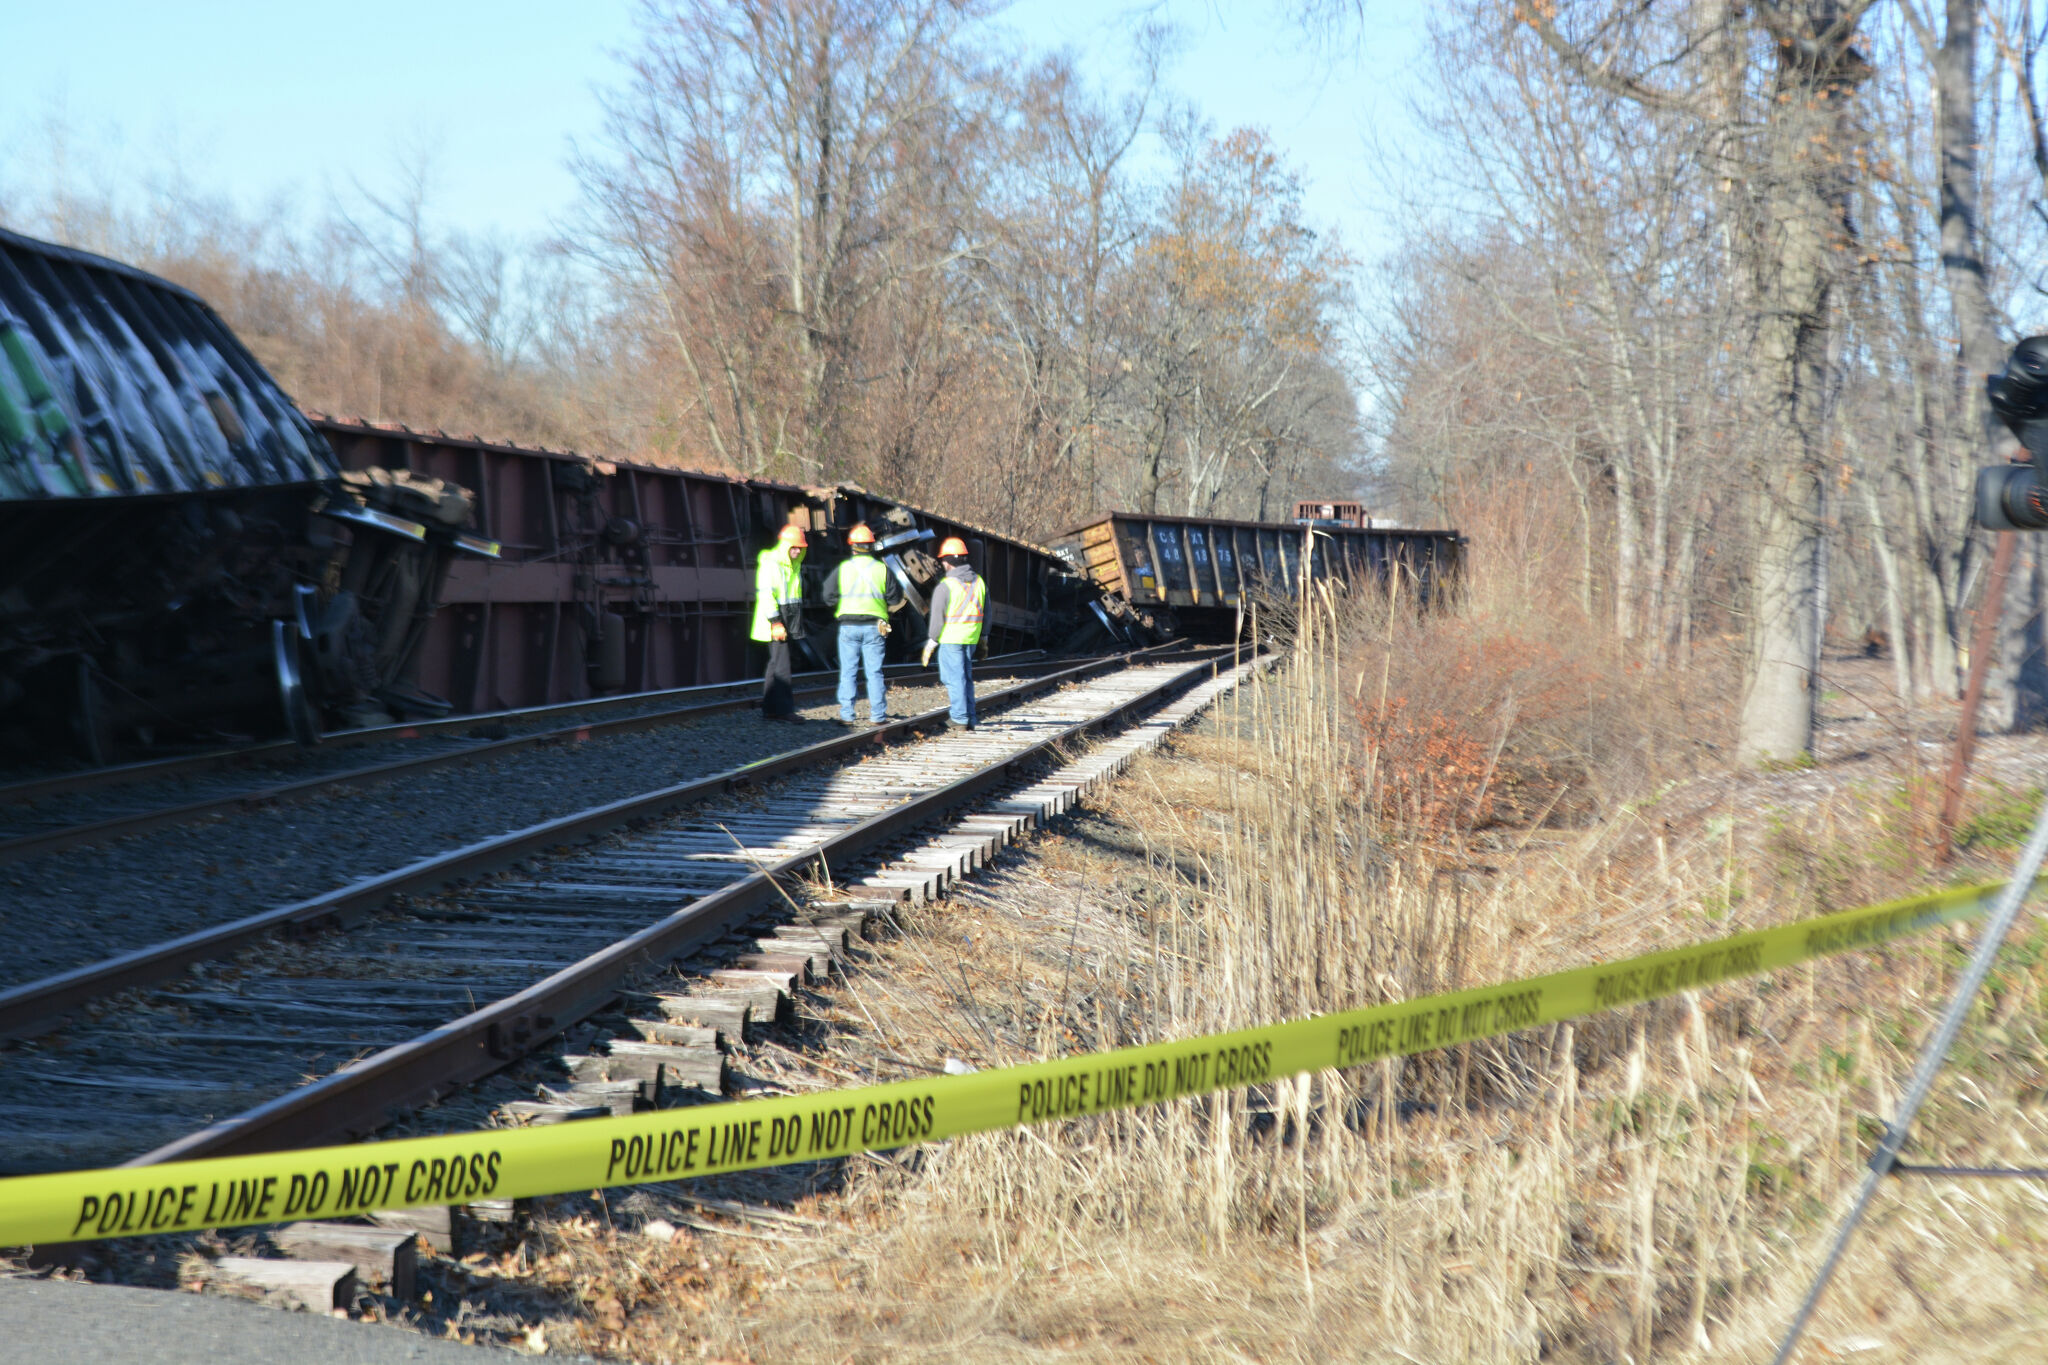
[[919, 537, 985, 729], [822, 522, 905, 725], [751, 523, 808, 721]]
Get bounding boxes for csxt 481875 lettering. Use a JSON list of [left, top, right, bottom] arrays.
[[0, 228, 490, 759]]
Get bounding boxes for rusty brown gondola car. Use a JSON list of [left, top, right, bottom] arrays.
[[312, 420, 1103, 712], [4, 231, 1395, 765], [0, 228, 1107, 763]]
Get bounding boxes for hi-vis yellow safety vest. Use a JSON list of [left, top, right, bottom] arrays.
[[937, 575, 986, 646], [833, 554, 890, 619], [751, 548, 803, 642]]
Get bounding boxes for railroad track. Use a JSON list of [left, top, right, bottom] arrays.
[[0, 651, 1070, 865], [0, 652, 1058, 808], [0, 648, 1258, 1180]]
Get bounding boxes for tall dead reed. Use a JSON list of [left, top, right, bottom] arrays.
[[754, 587, 2048, 1364]]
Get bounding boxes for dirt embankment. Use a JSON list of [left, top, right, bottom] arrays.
[[27, 635, 2048, 1364]]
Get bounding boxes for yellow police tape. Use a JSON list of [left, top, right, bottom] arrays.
[[0, 876, 2028, 1248]]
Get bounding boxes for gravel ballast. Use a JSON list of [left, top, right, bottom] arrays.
[[0, 686, 952, 989]]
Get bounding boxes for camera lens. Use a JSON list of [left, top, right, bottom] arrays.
[[2012, 337, 2048, 387], [1990, 336, 2048, 460], [1978, 463, 2048, 530]]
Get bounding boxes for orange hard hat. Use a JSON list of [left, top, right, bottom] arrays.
[[847, 523, 876, 546], [777, 523, 809, 548], [938, 536, 968, 558]]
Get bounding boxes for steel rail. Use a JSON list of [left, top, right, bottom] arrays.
[[0, 642, 1220, 1042], [0, 651, 1100, 865], [0, 649, 1054, 807], [129, 649, 1240, 1164]]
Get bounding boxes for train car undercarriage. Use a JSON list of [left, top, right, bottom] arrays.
[[0, 469, 489, 760]]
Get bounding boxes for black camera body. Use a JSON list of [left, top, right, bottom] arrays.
[[1975, 336, 2048, 530]]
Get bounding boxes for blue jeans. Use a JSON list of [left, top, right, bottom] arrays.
[[837, 620, 888, 721], [937, 642, 976, 725]]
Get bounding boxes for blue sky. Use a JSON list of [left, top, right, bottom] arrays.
[[0, 1, 1428, 263]]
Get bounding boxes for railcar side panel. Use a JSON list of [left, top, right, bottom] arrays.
[[314, 421, 1097, 711], [1054, 511, 1465, 640]]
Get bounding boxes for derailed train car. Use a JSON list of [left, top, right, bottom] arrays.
[[0, 228, 489, 759], [311, 420, 1103, 712], [1054, 510, 1464, 640], [0, 226, 1102, 761]]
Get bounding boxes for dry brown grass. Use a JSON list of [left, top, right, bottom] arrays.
[[506, 594, 2048, 1364]]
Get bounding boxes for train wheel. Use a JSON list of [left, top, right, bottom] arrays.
[[272, 619, 322, 748]]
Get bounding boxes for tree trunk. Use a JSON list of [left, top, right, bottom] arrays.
[[1647, 460, 1673, 664], [1612, 447, 1642, 641], [1933, 0, 2009, 401], [1811, 475, 1831, 736], [1897, 372, 1961, 696], [1737, 77, 1847, 762], [1740, 467, 1823, 762], [1929, 0, 2043, 727], [1669, 495, 1704, 666], [2015, 539, 2048, 729], [1852, 446, 1915, 703]]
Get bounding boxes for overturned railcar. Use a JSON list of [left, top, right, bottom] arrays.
[[1054, 511, 1464, 640], [0, 229, 484, 759], [0, 228, 1126, 763], [311, 421, 1104, 711]]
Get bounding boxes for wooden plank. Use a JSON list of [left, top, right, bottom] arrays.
[[649, 993, 751, 1034], [809, 910, 878, 939], [942, 832, 1000, 859], [707, 967, 800, 997], [275, 1222, 418, 1300], [897, 852, 964, 882], [540, 1081, 637, 1116], [854, 871, 935, 902], [628, 1019, 723, 1049], [368, 1206, 451, 1253], [212, 1256, 356, 1311], [769, 922, 848, 951], [463, 1199, 519, 1223], [605, 1040, 726, 1093], [730, 950, 816, 981], [896, 851, 963, 880], [502, 1100, 608, 1126], [745, 941, 832, 977]]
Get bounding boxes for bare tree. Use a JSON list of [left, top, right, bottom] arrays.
[[1511, 1, 1879, 762]]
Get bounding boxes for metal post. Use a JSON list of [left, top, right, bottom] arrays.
[[1939, 530, 2016, 861], [1771, 784, 2048, 1364]]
